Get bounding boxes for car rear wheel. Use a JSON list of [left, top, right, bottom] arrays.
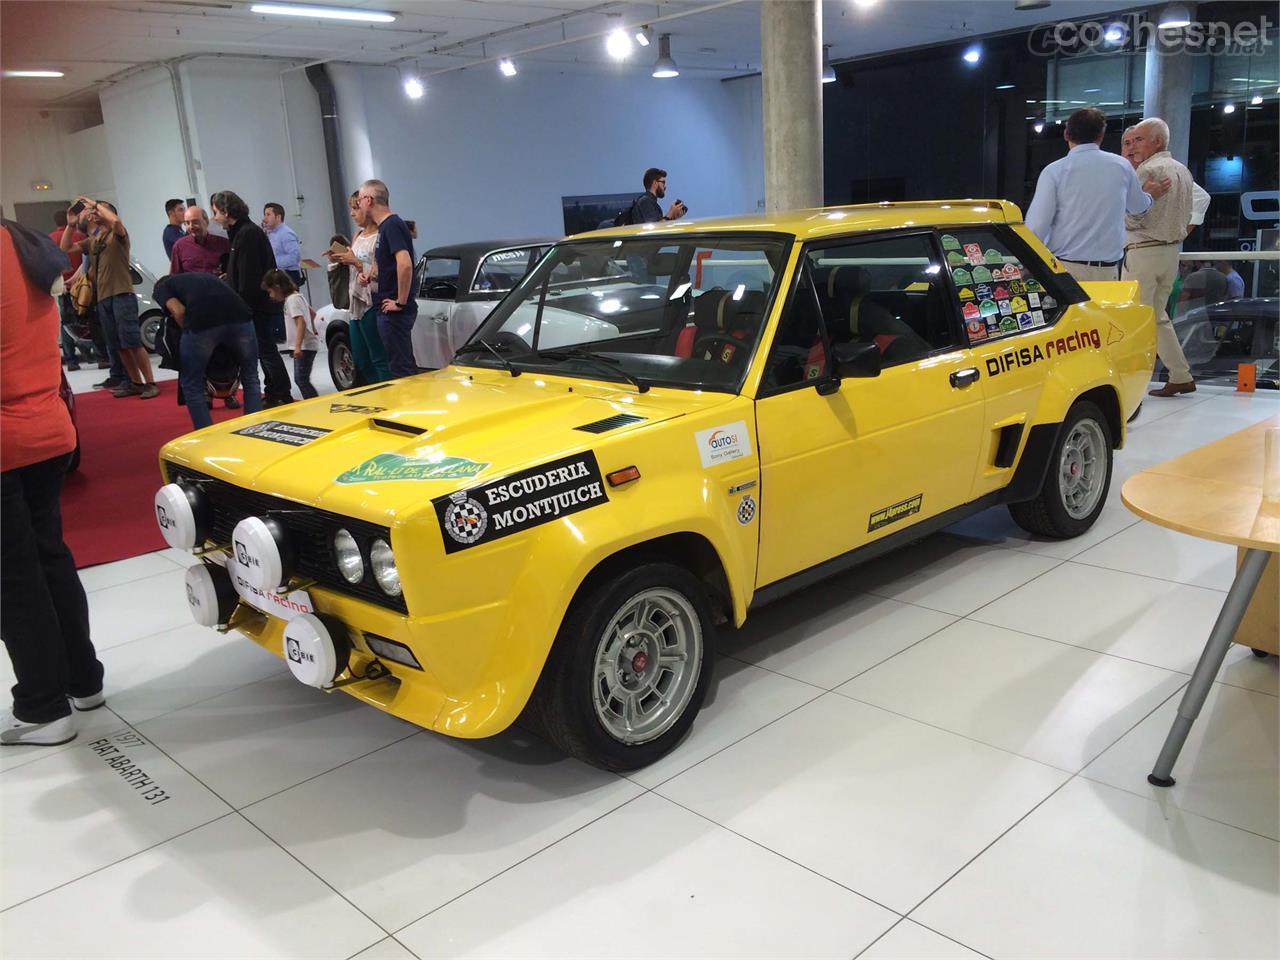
[[140, 312, 163, 353], [327, 331, 363, 391], [1009, 400, 1113, 539], [530, 562, 714, 771]]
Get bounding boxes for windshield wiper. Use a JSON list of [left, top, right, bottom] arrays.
[[536, 348, 650, 393], [455, 339, 522, 377]]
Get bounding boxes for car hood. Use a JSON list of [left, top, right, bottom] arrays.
[[160, 366, 731, 524]]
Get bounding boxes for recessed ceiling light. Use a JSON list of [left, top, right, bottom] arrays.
[[2, 69, 65, 78], [962, 45, 982, 65], [1251, 94, 1264, 105], [606, 26, 633, 60], [498, 59, 517, 77], [1158, 4, 1192, 29], [1034, 121, 1046, 133], [995, 83, 1015, 90], [1222, 102, 1236, 114], [250, 3, 395, 23], [853, 0, 880, 7], [403, 75, 424, 99], [1084, 88, 1101, 93]]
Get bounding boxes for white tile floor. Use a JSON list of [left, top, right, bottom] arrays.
[[1, 385, 1277, 959]]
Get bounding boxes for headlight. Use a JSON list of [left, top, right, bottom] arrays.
[[332, 529, 364, 584], [370, 538, 401, 597]]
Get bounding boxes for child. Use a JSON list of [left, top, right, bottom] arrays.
[[262, 269, 320, 399]]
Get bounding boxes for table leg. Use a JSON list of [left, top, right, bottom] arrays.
[[1148, 547, 1272, 787]]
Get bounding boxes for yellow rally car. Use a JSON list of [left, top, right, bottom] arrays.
[[154, 201, 1154, 770]]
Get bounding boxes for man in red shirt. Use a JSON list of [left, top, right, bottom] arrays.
[[1, 222, 105, 746], [49, 210, 88, 370], [168, 205, 229, 276]]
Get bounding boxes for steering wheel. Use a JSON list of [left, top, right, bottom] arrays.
[[692, 333, 745, 363]]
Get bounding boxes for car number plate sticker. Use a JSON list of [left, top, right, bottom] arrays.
[[230, 568, 314, 621]]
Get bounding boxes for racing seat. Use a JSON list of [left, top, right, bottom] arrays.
[[674, 289, 765, 365], [824, 265, 932, 366]]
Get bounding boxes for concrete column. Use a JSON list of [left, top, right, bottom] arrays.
[[1143, 4, 1195, 163], [761, 0, 823, 212]]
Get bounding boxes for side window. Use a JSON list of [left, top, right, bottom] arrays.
[[940, 228, 1063, 346], [473, 248, 535, 293], [762, 266, 827, 391], [419, 256, 462, 300], [807, 233, 956, 367]]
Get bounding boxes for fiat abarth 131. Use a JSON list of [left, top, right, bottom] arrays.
[[153, 200, 1155, 770]]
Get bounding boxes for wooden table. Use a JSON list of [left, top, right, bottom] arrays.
[[1121, 415, 1280, 788]]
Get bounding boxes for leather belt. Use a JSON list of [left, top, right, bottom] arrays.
[[1060, 257, 1121, 267]]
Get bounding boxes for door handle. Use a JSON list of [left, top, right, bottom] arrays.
[[950, 367, 980, 389]]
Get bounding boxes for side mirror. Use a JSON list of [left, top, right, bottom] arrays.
[[833, 341, 881, 379]]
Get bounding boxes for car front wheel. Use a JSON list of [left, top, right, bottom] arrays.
[[327, 332, 363, 391], [530, 562, 715, 771], [1009, 400, 1113, 539], [140, 312, 163, 353]]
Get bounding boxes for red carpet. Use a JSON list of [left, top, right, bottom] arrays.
[[62, 380, 243, 568]]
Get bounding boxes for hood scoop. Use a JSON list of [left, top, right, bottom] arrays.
[[575, 413, 647, 434], [370, 419, 427, 437]]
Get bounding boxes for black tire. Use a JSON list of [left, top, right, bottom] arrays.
[[1252, 648, 1272, 659], [1009, 400, 1113, 539], [529, 561, 715, 771], [1127, 402, 1142, 423], [140, 312, 163, 353], [327, 332, 364, 391]]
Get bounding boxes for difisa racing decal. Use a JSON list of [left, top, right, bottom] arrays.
[[432, 452, 609, 554]]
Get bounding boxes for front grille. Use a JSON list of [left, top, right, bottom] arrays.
[[165, 463, 408, 614]]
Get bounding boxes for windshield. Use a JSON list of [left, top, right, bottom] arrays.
[[458, 234, 790, 392]]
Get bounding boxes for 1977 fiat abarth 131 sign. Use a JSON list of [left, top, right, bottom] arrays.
[[155, 201, 1154, 770]]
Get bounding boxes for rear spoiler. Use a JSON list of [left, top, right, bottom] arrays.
[[1077, 280, 1142, 306]]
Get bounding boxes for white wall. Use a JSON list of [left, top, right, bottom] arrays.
[[99, 68, 192, 276], [327, 62, 764, 246], [0, 107, 112, 215], [179, 58, 336, 272]]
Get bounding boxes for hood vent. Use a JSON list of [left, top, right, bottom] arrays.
[[370, 419, 426, 436], [575, 413, 646, 434]]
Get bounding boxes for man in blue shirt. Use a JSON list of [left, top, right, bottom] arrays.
[[1215, 260, 1245, 300], [356, 179, 418, 379], [262, 203, 303, 284], [162, 198, 186, 259], [1025, 108, 1170, 283]]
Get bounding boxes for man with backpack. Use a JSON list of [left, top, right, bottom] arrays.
[[614, 168, 688, 226]]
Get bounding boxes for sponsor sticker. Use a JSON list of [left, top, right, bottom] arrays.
[[994, 284, 1010, 299], [1010, 295, 1029, 313], [1041, 295, 1057, 309], [966, 317, 988, 342], [957, 286, 975, 301], [1009, 279, 1027, 294], [1002, 264, 1022, 280], [329, 403, 388, 414], [336, 453, 489, 484], [1032, 309, 1046, 323], [695, 421, 752, 468], [946, 251, 967, 267], [974, 283, 993, 299], [941, 234, 961, 251], [1017, 311, 1035, 329], [1026, 278, 1044, 293], [972, 265, 993, 283], [737, 494, 757, 525], [1028, 292, 1041, 307], [952, 268, 973, 285], [432, 452, 609, 554], [998, 300, 1013, 316], [963, 242, 983, 260], [233, 420, 331, 447], [962, 302, 981, 321], [985, 328, 1102, 377], [984, 248, 1004, 264], [229, 566, 314, 621], [979, 299, 999, 318], [1000, 315, 1019, 332], [868, 494, 923, 532]]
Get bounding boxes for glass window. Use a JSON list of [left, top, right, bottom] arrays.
[[941, 228, 1063, 345], [464, 235, 788, 392], [418, 257, 462, 300], [472, 248, 540, 293], [808, 233, 956, 364]]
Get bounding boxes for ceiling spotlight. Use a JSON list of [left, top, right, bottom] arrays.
[[963, 45, 982, 65], [1251, 94, 1264, 105], [1158, 4, 1192, 29], [1, 69, 65, 78], [821, 45, 836, 84], [1222, 102, 1236, 114], [403, 75, 424, 99], [606, 23, 633, 60], [1104, 23, 1125, 42], [499, 58, 517, 77], [1014, 0, 1051, 9], [250, 3, 395, 23], [995, 83, 1015, 90], [635, 26, 651, 46], [853, 0, 880, 7], [1034, 121, 1046, 133], [652, 34, 679, 79]]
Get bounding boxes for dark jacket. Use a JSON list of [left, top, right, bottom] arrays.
[[226, 218, 279, 315]]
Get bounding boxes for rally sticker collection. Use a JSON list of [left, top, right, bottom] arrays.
[[433, 452, 609, 553], [941, 235, 1058, 346]]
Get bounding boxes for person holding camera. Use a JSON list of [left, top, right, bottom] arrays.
[[59, 197, 159, 399], [632, 168, 688, 223]]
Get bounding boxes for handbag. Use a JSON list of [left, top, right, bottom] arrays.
[[69, 271, 94, 316]]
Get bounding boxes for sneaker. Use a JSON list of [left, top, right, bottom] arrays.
[[0, 710, 76, 746], [224, 394, 241, 409], [139, 383, 160, 400], [70, 691, 106, 711], [65, 361, 81, 371], [94, 377, 121, 390], [112, 382, 142, 398], [96, 360, 111, 369]]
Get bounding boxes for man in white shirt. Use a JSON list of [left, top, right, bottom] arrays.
[[1121, 118, 1197, 397], [1026, 108, 1169, 283]]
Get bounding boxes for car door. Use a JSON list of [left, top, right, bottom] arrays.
[[412, 255, 463, 368], [753, 231, 987, 587]]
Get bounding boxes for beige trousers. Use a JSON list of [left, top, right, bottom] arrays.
[[1061, 262, 1120, 283], [1122, 243, 1191, 383]]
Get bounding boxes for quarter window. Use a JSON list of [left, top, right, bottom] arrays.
[[473, 248, 540, 293], [940, 228, 1063, 346]]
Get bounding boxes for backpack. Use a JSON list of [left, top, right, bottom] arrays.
[[612, 195, 645, 227]]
